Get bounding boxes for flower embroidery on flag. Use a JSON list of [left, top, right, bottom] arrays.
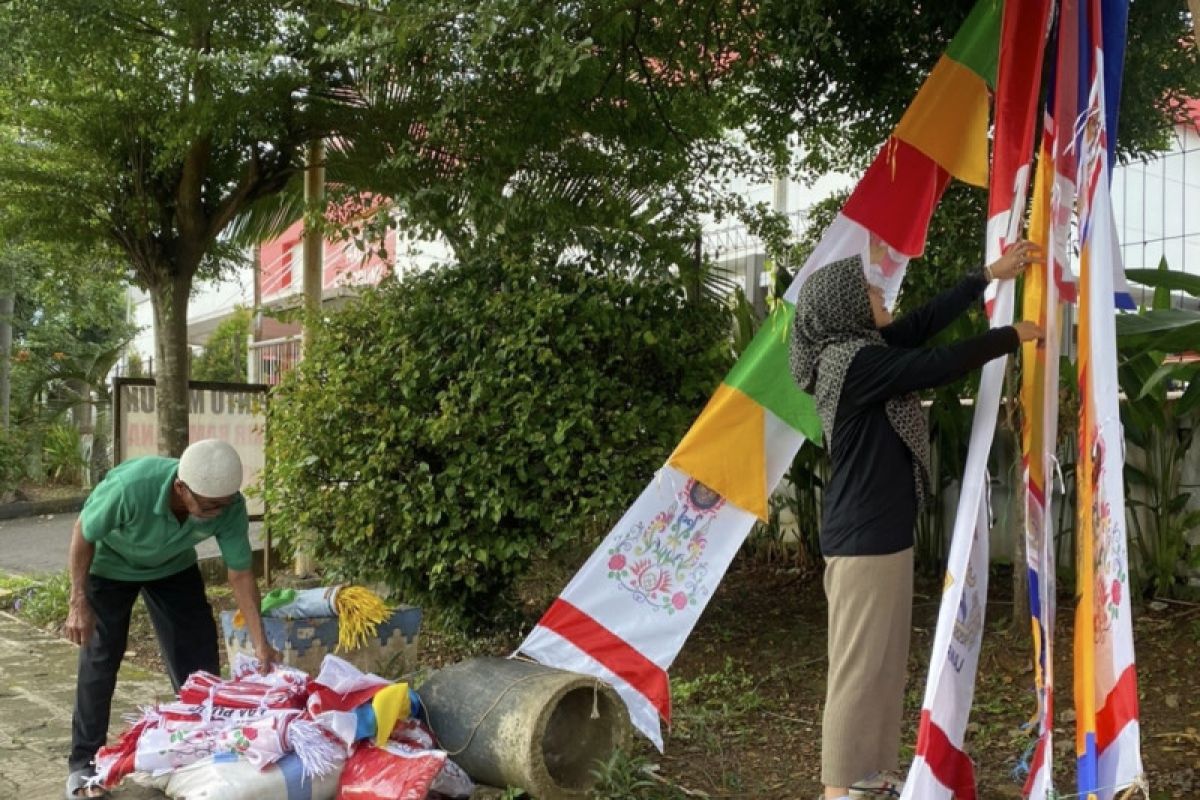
[[606, 480, 722, 613], [1088, 437, 1126, 644]]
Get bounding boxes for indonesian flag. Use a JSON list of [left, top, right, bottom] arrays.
[[519, 0, 1006, 750], [902, 1, 1052, 798]]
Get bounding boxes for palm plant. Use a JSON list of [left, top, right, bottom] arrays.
[[1115, 259, 1200, 597]]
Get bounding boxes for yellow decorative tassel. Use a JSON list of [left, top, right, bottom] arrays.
[[334, 586, 392, 653]]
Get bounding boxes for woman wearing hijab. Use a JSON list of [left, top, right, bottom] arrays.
[[789, 241, 1044, 800]]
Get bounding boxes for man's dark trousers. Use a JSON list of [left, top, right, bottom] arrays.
[[69, 564, 219, 771]]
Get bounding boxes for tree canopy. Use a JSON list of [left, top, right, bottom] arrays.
[[1, 0, 1195, 456], [0, 0, 355, 453]]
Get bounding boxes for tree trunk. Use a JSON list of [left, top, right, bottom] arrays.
[[91, 393, 110, 484], [150, 277, 193, 456], [67, 378, 92, 487], [1009, 431, 1030, 636], [0, 293, 12, 430]]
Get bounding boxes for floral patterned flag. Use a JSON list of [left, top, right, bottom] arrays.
[[1072, 1, 1144, 794], [518, 465, 757, 748]]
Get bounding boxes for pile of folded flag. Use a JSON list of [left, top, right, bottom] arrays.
[[88, 653, 473, 800]]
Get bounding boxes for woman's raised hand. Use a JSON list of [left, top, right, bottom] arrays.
[[1012, 321, 1046, 342], [988, 240, 1044, 281]]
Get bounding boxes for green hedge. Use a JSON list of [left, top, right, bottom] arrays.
[[264, 258, 732, 627], [0, 428, 28, 497]]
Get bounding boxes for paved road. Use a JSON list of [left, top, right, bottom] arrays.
[[0, 514, 265, 575]]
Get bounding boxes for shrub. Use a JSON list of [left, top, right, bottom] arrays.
[[10, 572, 72, 629], [42, 422, 85, 485], [192, 307, 251, 383], [0, 428, 27, 497], [264, 258, 732, 627]]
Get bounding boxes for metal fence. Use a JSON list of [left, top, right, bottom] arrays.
[[700, 209, 810, 312], [1113, 125, 1200, 310], [697, 127, 1199, 313], [248, 336, 302, 386]]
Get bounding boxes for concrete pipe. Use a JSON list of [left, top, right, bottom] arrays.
[[418, 657, 631, 799]]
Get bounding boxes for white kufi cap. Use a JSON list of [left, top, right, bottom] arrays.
[[178, 439, 243, 498]]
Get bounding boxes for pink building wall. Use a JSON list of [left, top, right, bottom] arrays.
[[258, 218, 397, 304]]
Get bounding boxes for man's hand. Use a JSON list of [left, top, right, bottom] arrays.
[[254, 642, 281, 674], [228, 567, 279, 675], [989, 240, 1043, 281], [66, 518, 97, 647], [65, 596, 96, 646], [1012, 321, 1046, 342]]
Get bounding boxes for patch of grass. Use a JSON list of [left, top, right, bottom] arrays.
[[672, 655, 767, 726], [668, 653, 773, 790], [589, 750, 687, 800], [0, 570, 160, 646], [0, 573, 40, 595], [3, 571, 72, 628], [0, 574, 40, 614]]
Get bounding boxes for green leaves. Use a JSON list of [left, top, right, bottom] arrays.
[[1130, 267, 1200, 298], [1116, 309, 1200, 359], [192, 307, 251, 383], [263, 257, 731, 628], [1115, 262, 1200, 598]]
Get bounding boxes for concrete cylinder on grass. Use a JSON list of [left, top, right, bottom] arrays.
[[419, 657, 630, 799]]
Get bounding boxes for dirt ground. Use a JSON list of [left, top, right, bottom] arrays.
[[656, 563, 1200, 800], [112, 560, 1200, 799]]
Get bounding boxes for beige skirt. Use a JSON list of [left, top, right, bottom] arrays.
[[821, 548, 914, 788]]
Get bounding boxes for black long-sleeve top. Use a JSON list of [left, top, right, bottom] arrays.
[[819, 273, 1021, 557]]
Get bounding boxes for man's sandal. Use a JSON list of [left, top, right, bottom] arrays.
[[65, 768, 110, 799]]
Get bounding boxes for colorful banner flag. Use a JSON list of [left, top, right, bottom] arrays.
[[1020, 119, 1063, 800], [1018, 3, 1080, 792], [903, 1, 1052, 797], [518, 0, 1005, 749], [1034, 0, 1136, 310], [1072, 0, 1144, 795], [517, 465, 759, 748]]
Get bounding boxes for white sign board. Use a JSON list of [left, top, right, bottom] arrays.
[[115, 379, 268, 517]]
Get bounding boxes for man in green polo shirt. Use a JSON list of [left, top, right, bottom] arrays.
[[63, 439, 278, 799]]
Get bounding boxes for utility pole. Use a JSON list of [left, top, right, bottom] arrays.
[[296, 137, 325, 577], [302, 138, 326, 357]]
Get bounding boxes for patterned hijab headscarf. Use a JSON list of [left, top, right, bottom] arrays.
[[789, 256, 931, 508]]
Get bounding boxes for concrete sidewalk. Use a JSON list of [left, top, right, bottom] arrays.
[[0, 611, 170, 798]]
